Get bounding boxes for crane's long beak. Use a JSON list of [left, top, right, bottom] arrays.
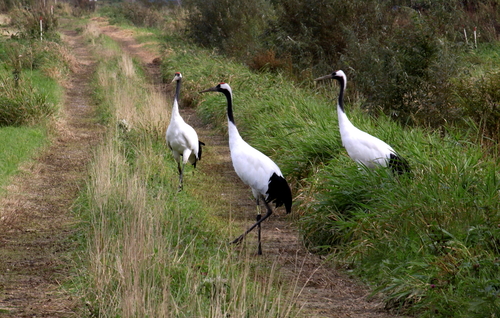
[[171, 74, 181, 83], [314, 74, 333, 81], [199, 86, 217, 93]]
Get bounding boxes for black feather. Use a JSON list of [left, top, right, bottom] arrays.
[[266, 173, 292, 214], [198, 141, 205, 160], [388, 153, 411, 175], [192, 141, 205, 168]]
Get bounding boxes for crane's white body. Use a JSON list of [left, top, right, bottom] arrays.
[[166, 98, 200, 166], [200, 82, 292, 255], [166, 72, 203, 190], [227, 120, 284, 200], [315, 70, 409, 174], [337, 104, 396, 169]]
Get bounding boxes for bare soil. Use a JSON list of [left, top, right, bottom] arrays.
[[0, 17, 404, 317]]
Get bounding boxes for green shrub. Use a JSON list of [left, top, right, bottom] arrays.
[[342, 14, 464, 127], [454, 70, 500, 140], [0, 74, 57, 126], [269, 0, 392, 75], [4, 39, 71, 76]]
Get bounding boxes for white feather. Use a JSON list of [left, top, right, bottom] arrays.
[[316, 70, 409, 174], [166, 72, 202, 190], [200, 82, 292, 254], [166, 97, 200, 165], [337, 104, 396, 168]]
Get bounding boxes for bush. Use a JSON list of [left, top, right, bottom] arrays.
[[9, 6, 59, 41], [1, 38, 74, 82], [100, 2, 168, 29], [268, 0, 393, 75], [342, 12, 464, 127], [0, 75, 57, 126], [184, 0, 274, 58], [454, 70, 500, 140], [0, 25, 68, 126]]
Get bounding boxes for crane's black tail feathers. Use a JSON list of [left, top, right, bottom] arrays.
[[192, 141, 205, 168], [266, 173, 292, 214], [198, 141, 205, 160], [389, 153, 411, 175]]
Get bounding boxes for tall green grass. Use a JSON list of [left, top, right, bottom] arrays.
[[160, 31, 500, 317], [74, 23, 298, 317], [0, 71, 62, 126], [310, 129, 500, 316]]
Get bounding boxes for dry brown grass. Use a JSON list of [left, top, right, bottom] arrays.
[[0, 14, 11, 25], [248, 49, 291, 73]]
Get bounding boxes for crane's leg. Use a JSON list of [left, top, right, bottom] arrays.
[[256, 198, 262, 255], [232, 195, 272, 255], [256, 213, 262, 255], [177, 161, 184, 192], [177, 161, 182, 175]]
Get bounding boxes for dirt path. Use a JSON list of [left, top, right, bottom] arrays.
[[0, 18, 402, 317], [0, 25, 103, 316]]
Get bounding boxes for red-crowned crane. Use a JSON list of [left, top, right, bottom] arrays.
[[166, 72, 205, 191], [200, 82, 292, 255], [315, 70, 410, 175]]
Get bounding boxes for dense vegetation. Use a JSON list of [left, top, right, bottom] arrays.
[[182, 0, 500, 135], [0, 5, 65, 125]]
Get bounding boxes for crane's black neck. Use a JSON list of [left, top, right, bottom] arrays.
[[175, 78, 182, 102], [221, 89, 235, 125], [335, 76, 345, 112]]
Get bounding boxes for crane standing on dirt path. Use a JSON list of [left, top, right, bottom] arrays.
[[200, 82, 292, 255], [315, 70, 410, 175], [166, 72, 205, 191]]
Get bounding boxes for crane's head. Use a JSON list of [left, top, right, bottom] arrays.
[[314, 70, 347, 90], [199, 82, 232, 95], [172, 72, 182, 83]]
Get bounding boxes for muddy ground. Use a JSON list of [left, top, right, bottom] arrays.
[[0, 18, 404, 317]]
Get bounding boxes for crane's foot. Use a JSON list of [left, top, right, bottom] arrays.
[[231, 234, 244, 245]]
